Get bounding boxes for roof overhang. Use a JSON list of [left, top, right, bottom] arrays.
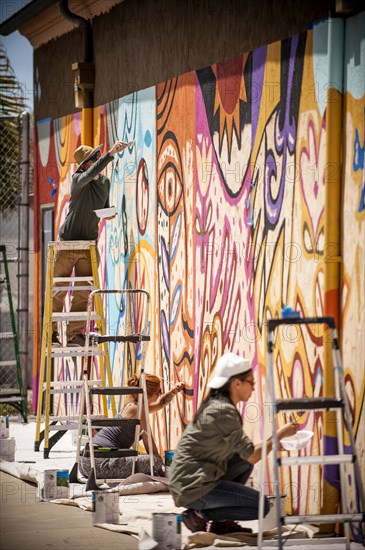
[[0, 0, 123, 48]]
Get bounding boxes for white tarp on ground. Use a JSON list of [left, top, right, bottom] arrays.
[[0, 420, 363, 549]]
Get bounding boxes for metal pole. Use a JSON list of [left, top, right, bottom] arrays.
[[322, 18, 344, 533], [18, 111, 30, 395]]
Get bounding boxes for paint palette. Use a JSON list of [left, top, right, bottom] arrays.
[[94, 206, 117, 219], [281, 430, 314, 451]]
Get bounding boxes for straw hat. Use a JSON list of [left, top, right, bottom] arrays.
[[74, 144, 103, 167]]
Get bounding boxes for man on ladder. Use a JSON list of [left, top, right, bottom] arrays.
[[35, 139, 128, 456], [52, 139, 128, 347]]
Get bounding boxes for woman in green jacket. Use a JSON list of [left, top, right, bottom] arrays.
[[169, 352, 299, 535]]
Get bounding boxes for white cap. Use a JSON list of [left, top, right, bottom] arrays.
[[207, 352, 251, 389]]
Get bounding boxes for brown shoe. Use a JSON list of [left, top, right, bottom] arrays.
[[182, 509, 209, 532]]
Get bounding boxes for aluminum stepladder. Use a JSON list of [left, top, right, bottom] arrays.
[[69, 289, 154, 491], [0, 245, 27, 422], [35, 240, 117, 458], [258, 316, 365, 549]]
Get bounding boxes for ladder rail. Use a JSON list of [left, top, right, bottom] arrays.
[[89, 244, 116, 416], [0, 245, 27, 421], [257, 330, 273, 549], [334, 343, 365, 513], [332, 328, 351, 545], [43, 244, 56, 456]]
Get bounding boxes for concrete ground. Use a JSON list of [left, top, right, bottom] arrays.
[[0, 471, 138, 550]]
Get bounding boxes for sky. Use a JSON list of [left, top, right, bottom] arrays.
[[1, 1, 34, 110]]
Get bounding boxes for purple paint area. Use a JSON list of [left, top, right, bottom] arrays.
[[161, 309, 170, 362], [251, 47, 267, 144], [264, 36, 299, 226], [161, 236, 170, 290], [323, 434, 342, 489], [194, 72, 256, 409]]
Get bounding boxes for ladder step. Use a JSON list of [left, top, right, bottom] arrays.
[[53, 286, 98, 292], [49, 423, 80, 431], [91, 418, 140, 428], [94, 334, 150, 343], [52, 312, 100, 321], [268, 316, 335, 331], [89, 387, 144, 396], [0, 332, 14, 339], [0, 389, 21, 396], [283, 513, 364, 525], [49, 388, 83, 395], [51, 347, 106, 357], [53, 277, 95, 283], [0, 360, 17, 366], [44, 380, 94, 388], [279, 455, 355, 466], [0, 396, 22, 403], [83, 449, 139, 458], [45, 414, 103, 422], [276, 397, 343, 411]]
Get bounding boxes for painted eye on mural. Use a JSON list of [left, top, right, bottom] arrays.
[[315, 227, 324, 256], [136, 158, 149, 235], [303, 221, 314, 254], [157, 165, 183, 216], [157, 138, 183, 216]]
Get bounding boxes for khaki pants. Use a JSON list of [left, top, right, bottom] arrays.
[[52, 244, 99, 341]]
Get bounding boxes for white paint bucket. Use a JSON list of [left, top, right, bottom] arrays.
[[37, 469, 58, 501], [152, 513, 181, 550], [0, 437, 15, 461], [262, 494, 286, 532], [92, 491, 119, 524]]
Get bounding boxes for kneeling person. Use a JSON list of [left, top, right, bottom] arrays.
[[169, 352, 299, 534]]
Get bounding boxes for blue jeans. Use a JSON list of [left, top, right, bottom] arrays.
[[185, 455, 270, 521]]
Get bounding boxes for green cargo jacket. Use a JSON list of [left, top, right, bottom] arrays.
[[169, 396, 254, 507]]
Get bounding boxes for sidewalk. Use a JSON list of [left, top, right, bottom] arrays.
[[0, 471, 138, 550]]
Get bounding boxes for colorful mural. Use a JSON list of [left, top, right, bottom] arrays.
[[33, 12, 365, 521]]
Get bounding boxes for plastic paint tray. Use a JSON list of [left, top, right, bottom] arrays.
[[281, 430, 314, 451], [94, 206, 117, 218]]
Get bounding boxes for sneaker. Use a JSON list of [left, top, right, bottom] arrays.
[[181, 509, 209, 533], [209, 520, 253, 535], [67, 333, 86, 347], [51, 331, 62, 347]]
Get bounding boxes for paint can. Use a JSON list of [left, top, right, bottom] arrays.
[[164, 450, 174, 478], [56, 469, 70, 498], [262, 494, 286, 532], [0, 416, 9, 439], [92, 490, 119, 524], [0, 437, 15, 461], [38, 469, 58, 501], [152, 513, 181, 550]]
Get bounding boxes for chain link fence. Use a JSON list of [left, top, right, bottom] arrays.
[[0, 114, 30, 398]]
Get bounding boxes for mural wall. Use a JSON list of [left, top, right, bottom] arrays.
[[34, 13, 365, 520]]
